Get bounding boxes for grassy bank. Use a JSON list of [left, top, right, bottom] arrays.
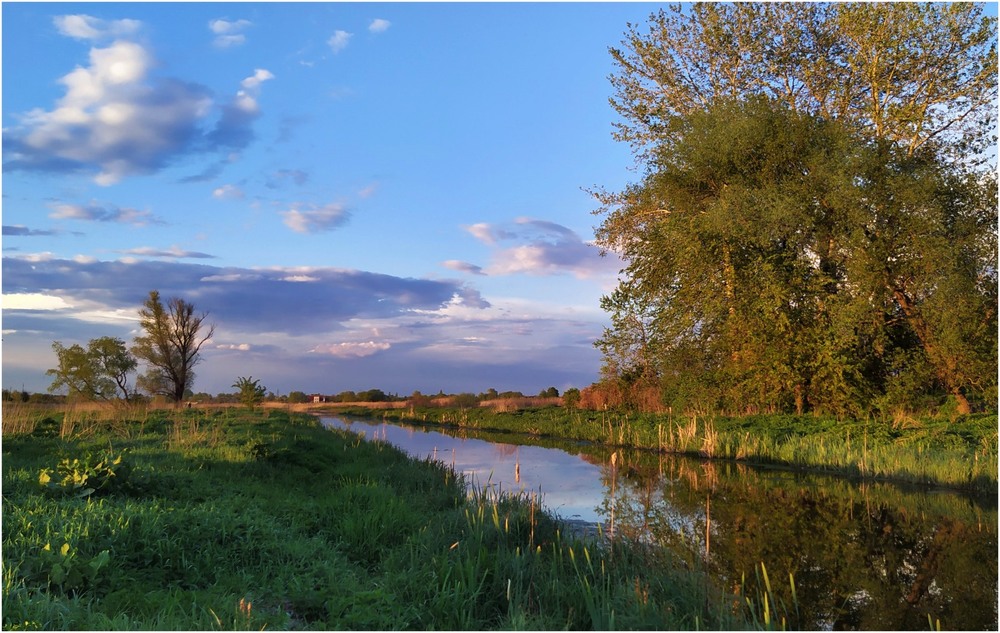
[[335, 406, 998, 496], [3, 406, 774, 630]]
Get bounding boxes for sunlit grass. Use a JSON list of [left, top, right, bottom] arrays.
[[3, 406, 777, 630], [345, 405, 997, 495]]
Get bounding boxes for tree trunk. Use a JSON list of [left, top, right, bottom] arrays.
[[950, 389, 972, 415], [891, 285, 969, 416]]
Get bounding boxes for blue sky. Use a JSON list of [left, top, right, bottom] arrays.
[[2, 2, 655, 397]]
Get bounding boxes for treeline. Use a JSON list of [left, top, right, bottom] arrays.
[[285, 387, 568, 407], [593, 3, 997, 418]]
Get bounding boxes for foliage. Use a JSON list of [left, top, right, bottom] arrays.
[[38, 450, 132, 498], [595, 96, 996, 417], [232, 376, 266, 410], [451, 392, 480, 409], [563, 387, 581, 409], [46, 337, 137, 402], [596, 4, 997, 417], [21, 542, 111, 595], [609, 2, 997, 165], [131, 290, 215, 404]]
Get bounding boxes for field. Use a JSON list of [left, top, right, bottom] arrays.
[[2, 405, 779, 630]]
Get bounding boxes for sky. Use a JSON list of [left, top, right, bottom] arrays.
[[2, 2, 657, 397]]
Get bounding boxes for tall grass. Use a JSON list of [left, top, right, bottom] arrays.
[[344, 406, 998, 495], [3, 406, 774, 630]]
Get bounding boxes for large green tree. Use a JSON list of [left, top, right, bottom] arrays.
[[46, 337, 137, 402], [596, 98, 996, 415], [596, 3, 997, 415], [609, 2, 997, 163], [132, 290, 215, 404]]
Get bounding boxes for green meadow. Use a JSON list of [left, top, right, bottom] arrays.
[[3, 406, 781, 630]]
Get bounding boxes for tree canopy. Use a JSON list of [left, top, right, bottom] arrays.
[[609, 2, 997, 165], [47, 337, 137, 402], [132, 290, 215, 404], [595, 3, 997, 416]]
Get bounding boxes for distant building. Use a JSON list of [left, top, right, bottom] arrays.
[[310, 394, 328, 403]]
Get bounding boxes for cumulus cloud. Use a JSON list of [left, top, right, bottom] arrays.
[[206, 68, 274, 150], [209, 18, 252, 47], [281, 203, 351, 234], [48, 202, 165, 226], [465, 222, 515, 245], [4, 39, 212, 184], [466, 218, 618, 279], [4, 33, 274, 184], [368, 19, 391, 33], [54, 15, 141, 41], [328, 30, 352, 53]]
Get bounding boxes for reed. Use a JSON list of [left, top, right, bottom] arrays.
[[343, 406, 997, 494]]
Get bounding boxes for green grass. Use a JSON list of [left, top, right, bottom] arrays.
[[2, 406, 773, 630], [339, 406, 998, 495]]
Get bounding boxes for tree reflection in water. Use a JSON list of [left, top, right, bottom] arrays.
[[325, 416, 996, 630], [596, 453, 997, 630]]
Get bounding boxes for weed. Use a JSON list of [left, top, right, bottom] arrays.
[[38, 450, 132, 498]]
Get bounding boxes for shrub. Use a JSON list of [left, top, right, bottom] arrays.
[[38, 450, 132, 498]]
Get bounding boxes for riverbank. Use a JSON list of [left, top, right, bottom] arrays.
[[333, 405, 999, 496], [3, 406, 770, 630]]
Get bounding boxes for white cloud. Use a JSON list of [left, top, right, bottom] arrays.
[[328, 30, 352, 53], [466, 218, 620, 279], [465, 222, 514, 245], [369, 19, 391, 33], [212, 184, 245, 200], [241, 68, 274, 91], [7, 40, 212, 184], [54, 15, 141, 41], [215, 35, 246, 48], [216, 343, 252, 351], [310, 341, 392, 358], [209, 19, 252, 47], [281, 203, 351, 234], [203, 69, 274, 151], [2, 293, 73, 311]]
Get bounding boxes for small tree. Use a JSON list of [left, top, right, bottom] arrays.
[[233, 376, 267, 410], [132, 290, 215, 404], [563, 388, 581, 409], [47, 337, 137, 402]]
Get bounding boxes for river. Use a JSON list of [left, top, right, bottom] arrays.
[[322, 415, 998, 630]]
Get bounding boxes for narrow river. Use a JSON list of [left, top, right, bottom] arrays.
[[322, 415, 997, 630]]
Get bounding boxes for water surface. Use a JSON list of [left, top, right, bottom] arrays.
[[322, 416, 997, 630]]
